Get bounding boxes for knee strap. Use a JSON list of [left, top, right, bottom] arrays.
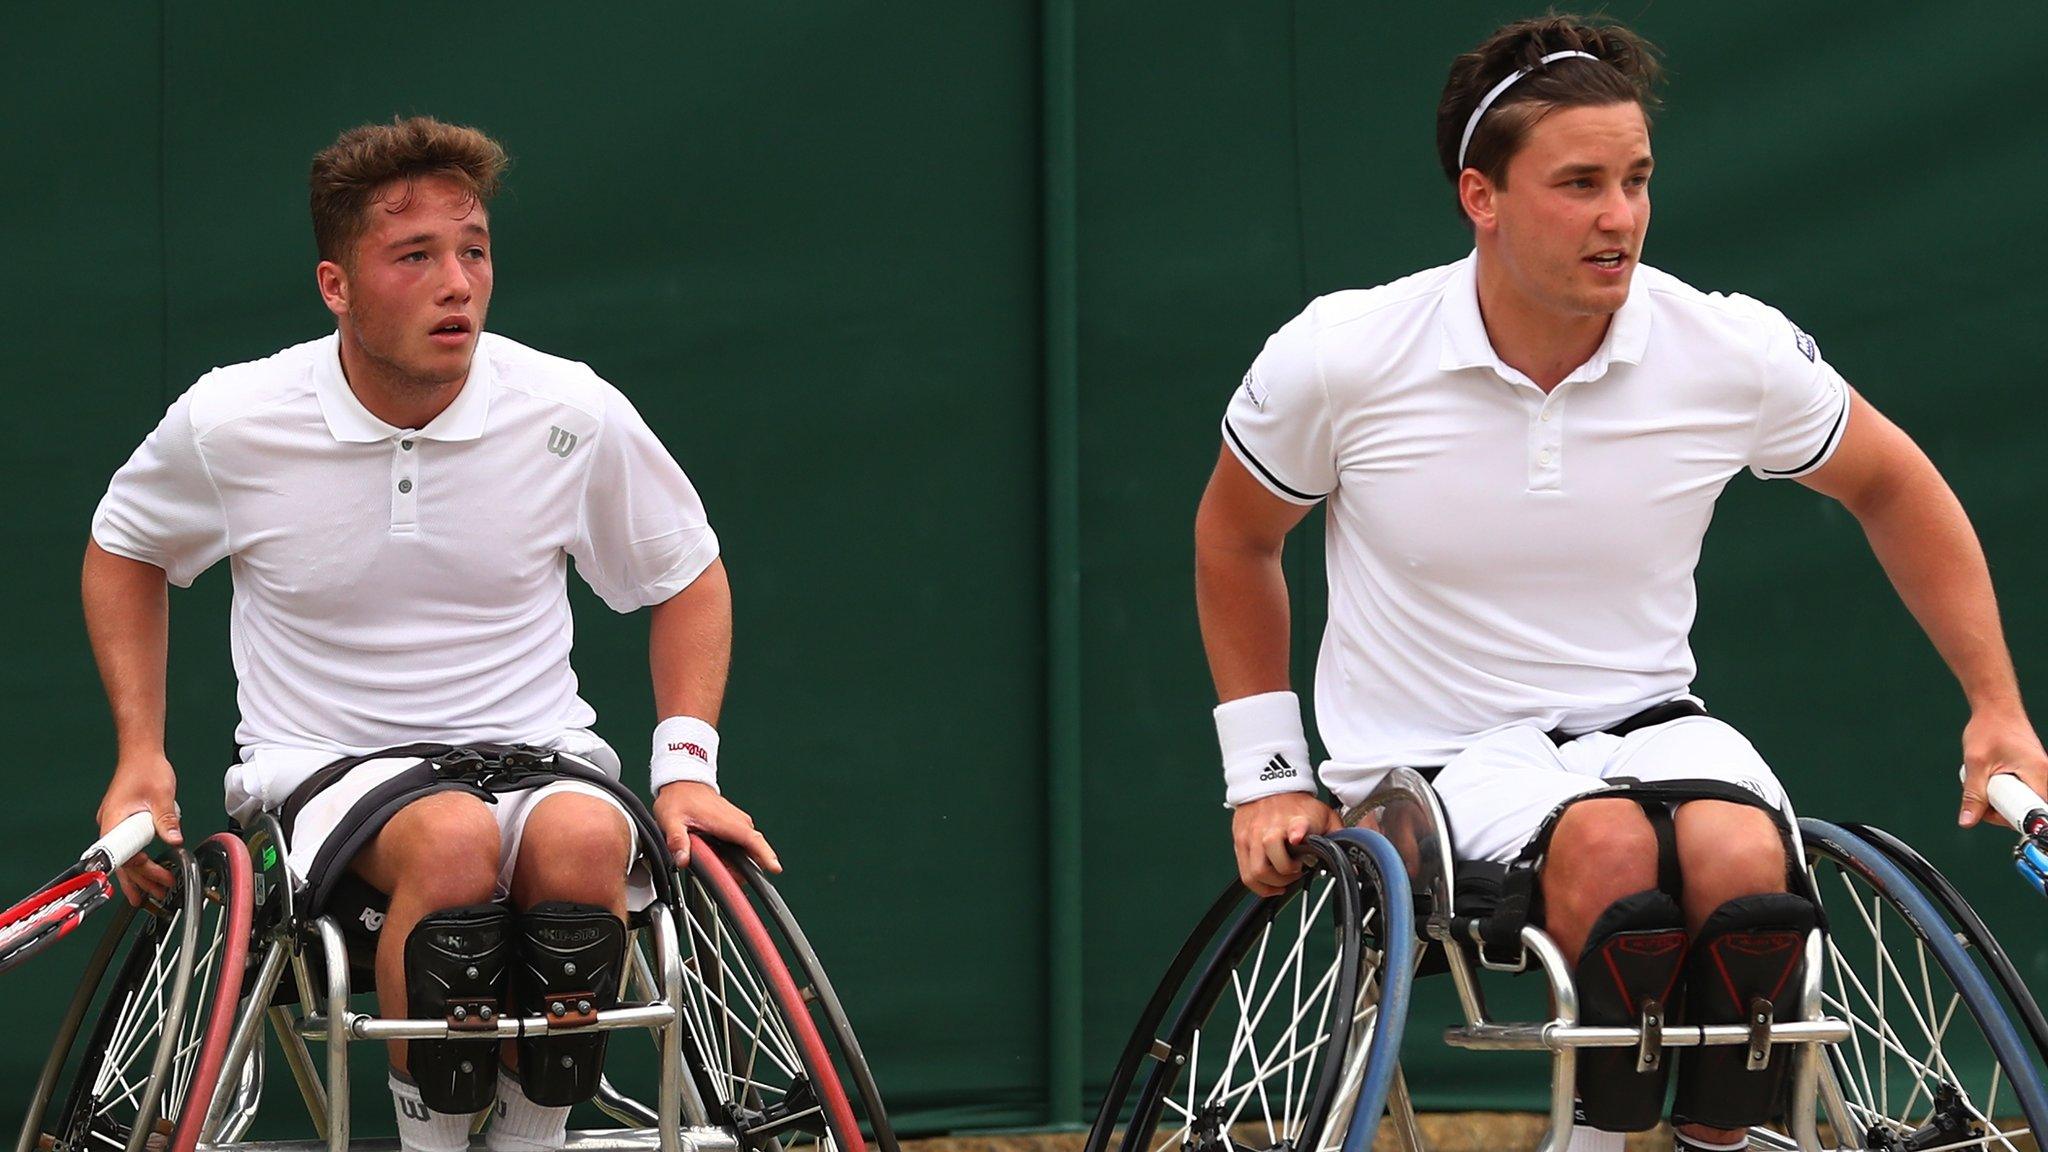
[[1573, 888, 1689, 1132], [513, 901, 627, 1106], [405, 904, 512, 1114], [1672, 892, 1816, 1129]]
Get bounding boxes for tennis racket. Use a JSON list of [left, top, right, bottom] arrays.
[[0, 812, 156, 975]]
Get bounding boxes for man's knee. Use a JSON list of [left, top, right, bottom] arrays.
[[1675, 799, 1786, 902], [358, 792, 502, 906], [1543, 797, 1660, 914], [514, 793, 631, 905]]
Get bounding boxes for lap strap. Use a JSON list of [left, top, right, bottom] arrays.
[[282, 743, 675, 917]]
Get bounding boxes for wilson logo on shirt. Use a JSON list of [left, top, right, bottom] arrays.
[[547, 426, 580, 458], [1241, 369, 1268, 410]]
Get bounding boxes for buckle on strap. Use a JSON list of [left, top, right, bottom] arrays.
[[430, 745, 558, 793]]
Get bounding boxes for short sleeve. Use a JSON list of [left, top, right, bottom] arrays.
[[1747, 308, 1851, 481], [571, 383, 720, 613], [91, 390, 231, 587], [1222, 303, 1335, 504]]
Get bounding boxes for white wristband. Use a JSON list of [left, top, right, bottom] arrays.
[[651, 716, 720, 794], [1215, 690, 1316, 808]]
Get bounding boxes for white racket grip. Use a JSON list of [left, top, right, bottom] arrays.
[[1987, 773, 2048, 832], [86, 812, 157, 870]]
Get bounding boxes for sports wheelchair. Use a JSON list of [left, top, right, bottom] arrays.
[[1088, 768, 2048, 1152], [17, 773, 897, 1152]]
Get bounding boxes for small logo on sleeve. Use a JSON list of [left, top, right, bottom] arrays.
[[1258, 754, 1298, 783], [668, 741, 710, 764], [1241, 369, 1268, 410], [1790, 324, 1817, 363], [547, 426, 580, 458]]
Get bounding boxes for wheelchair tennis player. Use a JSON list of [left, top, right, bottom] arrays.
[[1194, 14, 2048, 1148]]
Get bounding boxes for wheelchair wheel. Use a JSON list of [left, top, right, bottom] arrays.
[[1086, 831, 1413, 1152], [24, 833, 252, 1152], [1787, 819, 2048, 1146], [676, 833, 871, 1152]]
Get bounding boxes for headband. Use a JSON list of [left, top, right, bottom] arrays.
[[1456, 50, 1600, 171]]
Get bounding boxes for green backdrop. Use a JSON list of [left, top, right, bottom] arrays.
[[2, 0, 2043, 1133]]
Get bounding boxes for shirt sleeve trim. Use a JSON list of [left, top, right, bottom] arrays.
[[1756, 384, 1850, 479], [1222, 418, 1326, 505]]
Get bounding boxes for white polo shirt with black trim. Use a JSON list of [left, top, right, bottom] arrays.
[[1223, 254, 1849, 803], [93, 332, 720, 817]]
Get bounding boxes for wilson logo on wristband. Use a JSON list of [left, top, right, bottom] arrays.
[[668, 742, 710, 763], [1258, 754, 1298, 783]]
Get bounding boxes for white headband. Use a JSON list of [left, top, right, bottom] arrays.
[[1456, 50, 1600, 170]]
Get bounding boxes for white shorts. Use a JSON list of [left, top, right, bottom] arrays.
[[273, 737, 651, 907], [1429, 716, 1792, 865]]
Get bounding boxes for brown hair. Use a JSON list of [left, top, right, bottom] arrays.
[[1435, 14, 1662, 219], [309, 116, 508, 264]]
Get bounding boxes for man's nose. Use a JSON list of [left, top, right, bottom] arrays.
[[1596, 184, 1638, 235], [435, 253, 473, 303]]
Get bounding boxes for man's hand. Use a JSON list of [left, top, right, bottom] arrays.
[[654, 781, 781, 873], [1231, 791, 1341, 897], [95, 754, 181, 906], [1958, 706, 2048, 829]]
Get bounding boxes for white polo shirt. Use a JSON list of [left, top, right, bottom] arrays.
[[93, 332, 720, 817], [1224, 254, 1849, 802]]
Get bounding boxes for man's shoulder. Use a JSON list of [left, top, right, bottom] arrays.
[[1307, 261, 1462, 336], [181, 335, 332, 436], [478, 333, 616, 427], [1636, 263, 1792, 355]]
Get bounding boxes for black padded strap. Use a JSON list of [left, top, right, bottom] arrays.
[[283, 743, 677, 917], [1548, 698, 1707, 746]]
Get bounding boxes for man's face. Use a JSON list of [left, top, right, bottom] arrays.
[[320, 174, 493, 390], [1480, 101, 1652, 318]]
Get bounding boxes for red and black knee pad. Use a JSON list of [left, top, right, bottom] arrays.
[[1671, 892, 1816, 1129], [1573, 887, 1690, 1131]]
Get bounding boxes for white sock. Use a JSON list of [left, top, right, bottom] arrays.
[[1674, 1136, 1749, 1152], [391, 1070, 475, 1152], [485, 1066, 571, 1152], [1565, 1126, 1627, 1152]]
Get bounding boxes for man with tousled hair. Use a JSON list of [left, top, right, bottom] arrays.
[[1196, 14, 2047, 1144], [85, 116, 769, 1151]]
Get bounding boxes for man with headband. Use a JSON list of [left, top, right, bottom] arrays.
[[1194, 13, 2046, 1146]]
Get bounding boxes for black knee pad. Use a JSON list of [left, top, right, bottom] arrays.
[[1671, 892, 1816, 1129], [513, 901, 627, 1106], [1572, 888, 1689, 1131], [404, 903, 512, 1113]]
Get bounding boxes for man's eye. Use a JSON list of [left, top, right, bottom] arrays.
[[400, 251, 427, 263], [464, 247, 488, 260]]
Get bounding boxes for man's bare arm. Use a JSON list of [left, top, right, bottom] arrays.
[[81, 539, 182, 900], [1798, 390, 2048, 826], [1195, 447, 1338, 895], [646, 559, 778, 870]]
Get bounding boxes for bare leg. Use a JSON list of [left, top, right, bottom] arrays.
[[351, 791, 503, 1070], [1540, 796, 1660, 959]]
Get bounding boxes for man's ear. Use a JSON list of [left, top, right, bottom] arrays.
[[1459, 168, 1499, 234], [315, 259, 349, 321]]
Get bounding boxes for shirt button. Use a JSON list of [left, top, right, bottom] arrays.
[[1539, 410, 1553, 422], [398, 479, 414, 494], [400, 439, 414, 451], [1538, 449, 1553, 465]]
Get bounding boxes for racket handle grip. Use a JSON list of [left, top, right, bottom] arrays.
[[87, 812, 158, 869], [1986, 773, 2048, 836]]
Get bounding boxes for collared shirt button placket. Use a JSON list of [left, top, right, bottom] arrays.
[[391, 434, 420, 533]]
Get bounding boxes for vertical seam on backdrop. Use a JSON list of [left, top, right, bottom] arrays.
[[1283, 0, 1320, 743], [157, 0, 170, 404]]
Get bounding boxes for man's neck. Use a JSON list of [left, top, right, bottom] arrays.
[[335, 330, 465, 431], [1474, 257, 1611, 394]]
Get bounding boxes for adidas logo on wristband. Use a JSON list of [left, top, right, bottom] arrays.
[[1258, 754, 1298, 783]]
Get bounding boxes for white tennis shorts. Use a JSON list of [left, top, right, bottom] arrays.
[[1428, 716, 1791, 865]]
